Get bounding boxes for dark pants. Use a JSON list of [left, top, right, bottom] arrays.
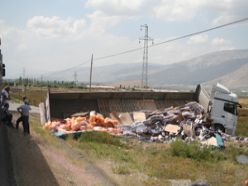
[[22, 116, 30, 135], [16, 115, 24, 129], [1, 111, 13, 127]]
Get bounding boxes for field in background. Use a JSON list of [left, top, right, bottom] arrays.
[[237, 97, 248, 136], [10, 86, 48, 106]]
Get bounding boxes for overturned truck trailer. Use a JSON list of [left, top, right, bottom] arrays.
[[40, 83, 240, 135], [41, 89, 199, 122]]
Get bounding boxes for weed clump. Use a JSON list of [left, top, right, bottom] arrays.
[[78, 131, 125, 147], [170, 140, 227, 162], [112, 164, 131, 175]]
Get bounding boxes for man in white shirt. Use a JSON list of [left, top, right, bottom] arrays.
[[17, 99, 31, 135]]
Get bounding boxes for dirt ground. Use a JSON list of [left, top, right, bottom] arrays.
[[7, 114, 119, 186]]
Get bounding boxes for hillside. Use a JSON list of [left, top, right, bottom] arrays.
[[48, 49, 248, 88], [205, 63, 248, 89], [148, 49, 248, 87]]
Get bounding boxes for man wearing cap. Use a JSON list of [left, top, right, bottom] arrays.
[[17, 97, 31, 135]]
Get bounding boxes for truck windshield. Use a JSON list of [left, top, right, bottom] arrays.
[[224, 103, 237, 115]]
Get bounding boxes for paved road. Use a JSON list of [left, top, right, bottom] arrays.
[[0, 123, 16, 186]]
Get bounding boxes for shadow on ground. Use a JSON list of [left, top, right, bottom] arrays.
[[0, 123, 16, 186], [7, 125, 59, 186]]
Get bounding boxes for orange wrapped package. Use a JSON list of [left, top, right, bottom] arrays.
[[89, 111, 105, 126], [68, 116, 88, 131], [104, 117, 119, 127], [43, 120, 62, 130], [44, 111, 121, 135]]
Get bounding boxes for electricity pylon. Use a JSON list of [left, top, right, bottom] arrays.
[[139, 24, 153, 88]]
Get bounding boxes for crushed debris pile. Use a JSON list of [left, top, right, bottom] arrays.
[[44, 101, 248, 147]]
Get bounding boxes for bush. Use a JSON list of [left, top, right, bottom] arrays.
[[170, 140, 227, 162]]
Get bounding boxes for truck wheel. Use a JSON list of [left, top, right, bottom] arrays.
[[213, 124, 225, 133]]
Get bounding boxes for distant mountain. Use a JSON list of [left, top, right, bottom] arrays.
[[49, 63, 163, 84], [205, 63, 248, 89], [149, 49, 248, 87], [49, 49, 248, 89]]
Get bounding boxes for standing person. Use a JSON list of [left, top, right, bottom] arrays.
[[16, 96, 27, 130], [17, 98, 31, 135], [1, 102, 13, 127], [0, 86, 10, 107], [0, 86, 11, 125]]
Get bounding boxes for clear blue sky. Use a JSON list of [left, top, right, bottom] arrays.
[[1, 0, 248, 79]]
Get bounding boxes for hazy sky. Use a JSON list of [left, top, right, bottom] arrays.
[[1, 0, 248, 79]]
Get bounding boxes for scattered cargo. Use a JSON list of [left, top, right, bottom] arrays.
[[43, 101, 248, 148], [41, 83, 247, 148], [41, 83, 242, 136]]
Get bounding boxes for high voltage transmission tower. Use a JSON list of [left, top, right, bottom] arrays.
[[74, 71, 78, 85], [139, 24, 153, 88]]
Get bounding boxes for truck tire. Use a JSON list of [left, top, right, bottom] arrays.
[[213, 124, 225, 133]]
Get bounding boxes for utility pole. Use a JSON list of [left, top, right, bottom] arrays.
[[89, 54, 93, 92], [74, 71, 78, 86], [40, 75, 43, 84], [139, 24, 153, 88], [22, 68, 26, 95]]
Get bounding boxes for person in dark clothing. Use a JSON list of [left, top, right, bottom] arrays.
[[0, 86, 11, 125], [16, 98, 31, 135], [1, 102, 13, 127]]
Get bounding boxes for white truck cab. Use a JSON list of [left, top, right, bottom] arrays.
[[197, 83, 241, 135]]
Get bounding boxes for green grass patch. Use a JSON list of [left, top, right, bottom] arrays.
[[72, 132, 135, 163], [77, 131, 126, 147], [170, 140, 227, 162]]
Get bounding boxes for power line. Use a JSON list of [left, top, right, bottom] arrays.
[[151, 17, 248, 48], [93, 17, 248, 61], [41, 17, 248, 79], [42, 60, 90, 77]]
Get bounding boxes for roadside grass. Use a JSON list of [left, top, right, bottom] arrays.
[[112, 164, 131, 175], [236, 116, 248, 137], [237, 97, 248, 137], [22, 95, 248, 185], [68, 132, 136, 164], [65, 131, 248, 185], [28, 114, 248, 185], [170, 140, 227, 162]]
